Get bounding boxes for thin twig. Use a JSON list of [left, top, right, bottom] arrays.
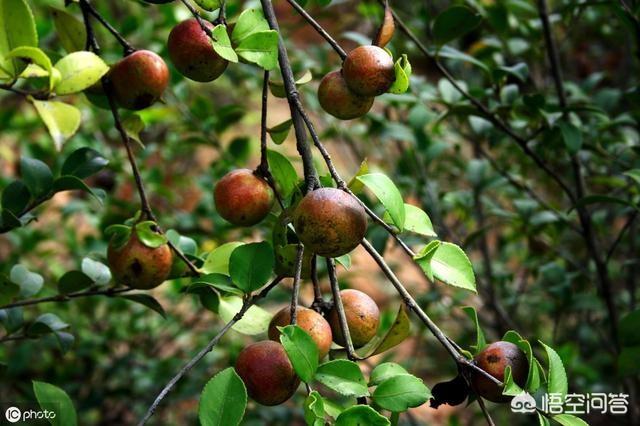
[[137, 276, 284, 425], [284, 0, 347, 60], [477, 396, 496, 426], [82, 0, 134, 54], [326, 258, 358, 360], [290, 244, 304, 325], [0, 287, 131, 310]]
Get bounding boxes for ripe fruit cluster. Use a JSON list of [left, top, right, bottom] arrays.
[[318, 45, 395, 120], [236, 289, 379, 406]]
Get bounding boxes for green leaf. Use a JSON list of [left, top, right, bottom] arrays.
[[231, 8, 270, 44], [235, 30, 279, 70], [53, 51, 109, 95], [558, 121, 583, 154], [335, 405, 390, 426], [434, 45, 490, 74], [372, 374, 430, 412], [539, 340, 568, 398], [304, 391, 325, 426], [619, 309, 640, 346], [58, 270, 94, 294], [1, 180, 30, 215], [433, 6, 482, 45], [0, 0, 38, 77], [211, 24, 238, 63], [33, 381, 77, 426], [369, 362, 409, 386], [6, 46, 54, 90], [193, 0, 222, 12], [552, 414, 589, 426], [81, 258, 111, 286], [229, 242, 274, 293], [198, 367, 247, 426], [279, 324, 319, 382], [618, 345, 640, 377], [461, 306, 486, 353], [218, 296, 272, 335], [27, 313, 69, 335], [62, 147, 108, 178], [134, 221, 168, 249], [357, 173, 405, 230], [267, 119, 293, 144], [501, 366, 524, 396], [10, 264, 43, 297], [187, 274, 243, 296], [384, 203, 436, 237], [0, 274, 19, 305], [415, 242, 476, 292], [202, 242, 245, 275], [268, 70, 312, 98], [53, 176, 101, 202], [367, 304, 411, 357], [388, 54, 411, 94], [503, 330, 540, 392], [20, 157, 53, 199], [32, 100, 82, 150], [267, 149, 299, 199], [120, 294, 166, 318], [50, 6, 86, 53], [315, 359, 369, 397]]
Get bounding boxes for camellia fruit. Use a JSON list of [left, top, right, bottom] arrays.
[[328, 289, 380, 348], [317, 70, 374, 120], [268, 306, 333, 359], [168, 18, 228, 82], [214, 169, 274, 226], [293, 188, 367, 257], [109, 50, 169, 110], [342, 45, 395, 97], [235, 340, 300, 406], [107, 231, 172, 290], [471, 341, 529, 403]]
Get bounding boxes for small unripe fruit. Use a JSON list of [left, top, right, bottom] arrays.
[[342, 45, 395, 97], [107, 232, 172, 289], [168, 19, 228, 82], [318, 70, 374, 120], [328, 289, 380, 348], [109, 50, 169, 110], [235, 340, 300, 406], [471, 341, 529, 403], [214, 169, 274, 226], [268, 306, 333, 359], [293, 188, 367, 257]]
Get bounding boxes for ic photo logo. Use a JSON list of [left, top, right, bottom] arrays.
[[4, 407, 21, 423]]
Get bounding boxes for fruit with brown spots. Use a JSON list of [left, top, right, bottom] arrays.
[[317, 70, 374, 120], [328, 289, 380, 348], [268, 306, 333, 359], [109, 50, 169, 110], [342, 45, 395, 97], [471, 341, 529, 403], [293, 188, 367, 257], [107, 232, 172, 290], [214, 169, 274, 226], [235, 340, 300, 406], [168, 19, 228, 82]]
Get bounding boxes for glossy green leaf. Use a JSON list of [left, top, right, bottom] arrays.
[[415, 241, 476, 292], [198, 367, 247, 426], [20, 157, 53, 199], [218, 296, 272, 335], [0, 0, 38, 77], [388, 54, 411, 94], [315, 359, 369, 397], [202, 242, 245, 275], [357, 173, 405, 230], [32, 100, 82, 150], [433, 6, 482, 45], [134, 221, 168, 249], [1, 180, 30, 215], [335, 405, 390, 426], [304, 391, 325, 426], [267, 149, 299, 199], [462, 306, 486, 353], [54, 51, 109, 95], [58, 270, 94, 294], [120, 294, 166, 318], [229, 242, 274, 293], [231, 8, 270, 44], [61, 147, 108, 179], [33, 381, 77, 426], [539, 340, 568, 398], [50, 6, 86, 53], [279, 324, 319, 382], [81, 258, 111, 286], [372, 374, 430, 412], [10, 264, 43, 297], [369, 362, 409, 386], [236, 30, 279, 70], [211, 24, 238, 63], [552, 414, 589, 426]]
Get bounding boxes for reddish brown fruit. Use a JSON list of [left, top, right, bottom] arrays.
[[471, 341, 529, 403], [107, 232, 172, 290], [109, 50, 169, 110], [293, 188, 367, 257], [342, 45, 395, 97], [235, 340, 300, 406], [168, 19, 228, 82], [214, 169, 274, 226], [328, 289, 380, 348], [268, 306, 333, 359], [318, 70, 374, 120]]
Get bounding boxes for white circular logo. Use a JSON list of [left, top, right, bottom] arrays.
[[5, 406, 21, 423]]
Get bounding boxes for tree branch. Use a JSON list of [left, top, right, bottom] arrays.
[[0, 287, 131, 310]]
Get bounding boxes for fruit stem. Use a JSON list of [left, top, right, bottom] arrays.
[[326, 258, 359, 361], [289, 244, 304, 325], [80, 0, 135, 55], [179, 0, 214, 39]]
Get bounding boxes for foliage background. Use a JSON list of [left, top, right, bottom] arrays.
[[1, 0, 639, 425]]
